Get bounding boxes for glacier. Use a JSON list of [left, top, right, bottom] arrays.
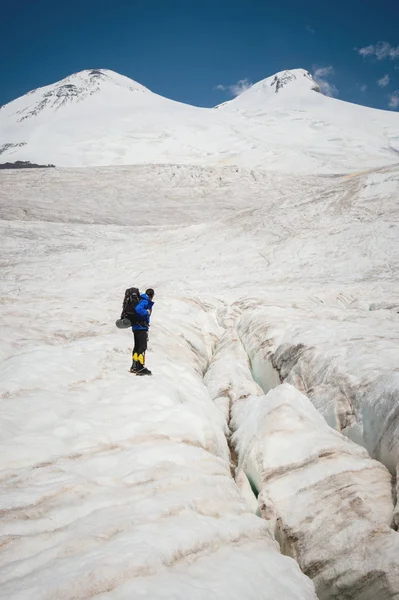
[[233, 384, 399, 600], [0, 67, 399, 598]]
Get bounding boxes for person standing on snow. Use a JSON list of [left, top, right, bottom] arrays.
[[130, 288, 155, 376]]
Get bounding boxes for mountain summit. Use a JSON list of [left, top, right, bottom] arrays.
[[9, 70, 149, 123], [0, 68, 398, 172], [214, 69, 321, 111], [240, 69, 321, 100], [269, 69, 321, 94]]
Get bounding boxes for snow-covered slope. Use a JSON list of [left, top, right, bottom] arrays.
[[1, 68, 399, 172], [216, 69, 399, 171], [0, 69, 225, 169], [1, 58, 399, 596], [1, 161, 399, 597], [215, 68, 322, 108]]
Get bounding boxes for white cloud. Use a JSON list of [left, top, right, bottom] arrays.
[[313, 66, 334, 79], [229, 78, 253, 96], [360, 84, 368, 92], [214, 78, 253, 97], [317, 80, 338, 97], [357, 41, 399, 60], [388, 91, 399, 109], [312, 66, 338, 97], [377, 74, 390, 87]]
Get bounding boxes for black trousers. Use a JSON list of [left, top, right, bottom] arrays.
[[132, 329, 148, 364]]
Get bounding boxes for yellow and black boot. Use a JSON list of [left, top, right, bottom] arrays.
[[130, 353, 140, 373], [135, 352, 152, 376]]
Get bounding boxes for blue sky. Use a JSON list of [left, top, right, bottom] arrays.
[[1, 0, 399, 110]]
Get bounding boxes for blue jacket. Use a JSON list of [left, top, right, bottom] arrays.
[[132, 294, 154, 331]]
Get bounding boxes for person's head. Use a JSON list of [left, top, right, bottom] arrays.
[[146, 288, 155, 300]]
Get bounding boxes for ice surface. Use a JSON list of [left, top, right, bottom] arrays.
[[0, 297, 316, 599], [203, 319, 399, 598], [0, 148, 399, 595], [232, 384, 399, 600], [236, 300, 399, 522], [0, 211, 320, 597]]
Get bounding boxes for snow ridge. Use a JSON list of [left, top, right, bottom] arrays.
[[14, 69, 148, 122], [270, 69, 321, 94], [1, 67, 398, 172]]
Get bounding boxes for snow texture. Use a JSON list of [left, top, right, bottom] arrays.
[[1, 68, 399, 172], [1, 69, 399, 598], [0, 298, 316, 599], [236, 301, 399, 525], [204, 320, 399, 598], [232, 384, 399, 600]]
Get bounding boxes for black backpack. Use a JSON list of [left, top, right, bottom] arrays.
[[121, 287, 141, 323]]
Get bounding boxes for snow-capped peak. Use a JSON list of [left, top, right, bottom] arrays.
[[1, 67, 398, 172], [268, 69, 320, 94], [58, 68, 149, 93], [215, 69, 322, 112], [244, 68, 321, 97], [5, 69, 149, 123]]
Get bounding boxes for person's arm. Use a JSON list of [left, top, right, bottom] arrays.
[[135, 300, 149, 318]]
